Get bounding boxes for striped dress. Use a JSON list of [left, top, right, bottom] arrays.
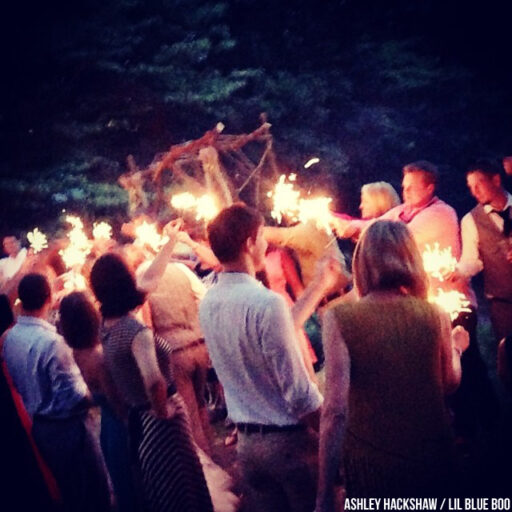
[[101, 316, 213, 512]]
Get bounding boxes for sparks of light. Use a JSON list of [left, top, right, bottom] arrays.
[[268, 174, 334, 232], [195, 195, 219, 221], [297, 196, 333, 232], [135, 221, 168, 252], [65, 215, 84, 231], [269, 175, 302, 224], [93, 221, 112, 240], [63, 271, 87, 291], [304, 157, 320, 169], [422, 243, 457, 281], [171, 192, 219, 222], [171, 192, 197, 210], [59, 216, 93, 269], [27, 228, 48, 254], [429, 289, 471, 321]]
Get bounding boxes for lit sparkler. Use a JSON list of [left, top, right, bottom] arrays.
[[422, 243, 457, 281], [62, 270, 87, 291], [170, 192, 219, 222], [297, 197, 333, 232], [268, 174, 301, 224], [27, 228, 48, 253], [59, 215, 93, 269], [429, 289, 471, 321], [93, 221, 112, 240], [268, 174, 334, 232], [135, 221, 168, 251], [195, 195, 219, 221], [171, 192, 197, 210]]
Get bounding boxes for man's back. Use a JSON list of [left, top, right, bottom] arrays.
[[199, 272, 322, 426], [3, 316, 87, 419]]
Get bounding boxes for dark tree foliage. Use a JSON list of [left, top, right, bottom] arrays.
[[0, 0, 511, 234]]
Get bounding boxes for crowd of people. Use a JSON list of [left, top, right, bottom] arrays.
[[1, 156, 512, 512]]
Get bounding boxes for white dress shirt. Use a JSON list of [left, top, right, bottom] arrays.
[[199, 272, 323, 426]]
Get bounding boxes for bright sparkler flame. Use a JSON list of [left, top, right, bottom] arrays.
[[135, 221, 168, 251], [171, 192, 197, 210], [297, 197, 333, 232], [269, 175, 302, 224], [27, 228, 48, 254], [66, 215, 84, 231], [170, 192, 219, 222], [59, 216, 93, 269], [422, 243, 457, 281], [195, 195, 219, 221], [93, 221, 112, 240], [429, 289, 471, 321], [269, 174, 333, 232], [63, 271, 87, 291]]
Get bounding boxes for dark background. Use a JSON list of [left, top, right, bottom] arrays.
[[1, 0, 511, 235]]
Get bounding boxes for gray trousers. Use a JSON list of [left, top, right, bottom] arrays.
[[32, 410, 111, 512], [237, 428, 318, 512]]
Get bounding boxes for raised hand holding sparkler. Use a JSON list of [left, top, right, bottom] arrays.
[[27, 228, 48, 253]]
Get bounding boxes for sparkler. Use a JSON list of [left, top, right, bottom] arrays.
[[62, 270, 87, 291], [59, 215, 93, 269], [135, 221, 169, 252], [268, 174, 301, 224], [93, 221, 112, 240], [195, 195, 219, 221], [422, 243, 457, 281], [27, 228, 48, 253], [428, 289, 471, 321], [268, 174, 334, 232], [171, 192, 197, 210], [170, 192, 219, 222]]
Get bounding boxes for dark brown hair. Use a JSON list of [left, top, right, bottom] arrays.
[[18, 273, 51, 311], [467, 159, 501, 178], [207, 203, 263, 263], [59, 292, 100, 350], [90, 253, 146, 318]]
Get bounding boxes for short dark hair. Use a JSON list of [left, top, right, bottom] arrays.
[[90, 253, 146, 318], [467, 159, 501, 178], [59, 292, 99, 350], [403, 160, 438, 187], [18, 273, 51, 311], [208, 203, 263, 263]]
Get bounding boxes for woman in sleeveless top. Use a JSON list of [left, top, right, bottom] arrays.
[[59, 291, 140, 512], [317, 221, 469, 510], [90, 253, 213, 512]]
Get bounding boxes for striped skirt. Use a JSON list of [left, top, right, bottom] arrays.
[[130, 395, 213, 512]]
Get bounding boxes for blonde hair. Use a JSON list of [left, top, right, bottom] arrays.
[[361, 181, 400, 218], [353, 220, 428, 299]]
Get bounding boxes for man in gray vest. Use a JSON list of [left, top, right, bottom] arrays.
[[454, 161, 512, 341]]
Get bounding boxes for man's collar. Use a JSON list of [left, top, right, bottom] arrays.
[[218, 271, 261, 285], [17, 315, 56, 332], [399, 196, 439, 223], [483, 191, 512, 214]]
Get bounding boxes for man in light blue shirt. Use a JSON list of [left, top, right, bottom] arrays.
[[3, 273, 110, 511], [200, 204, 337, 512]]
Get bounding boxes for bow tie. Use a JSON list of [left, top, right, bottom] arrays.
[[493, 206, 512, 237]]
